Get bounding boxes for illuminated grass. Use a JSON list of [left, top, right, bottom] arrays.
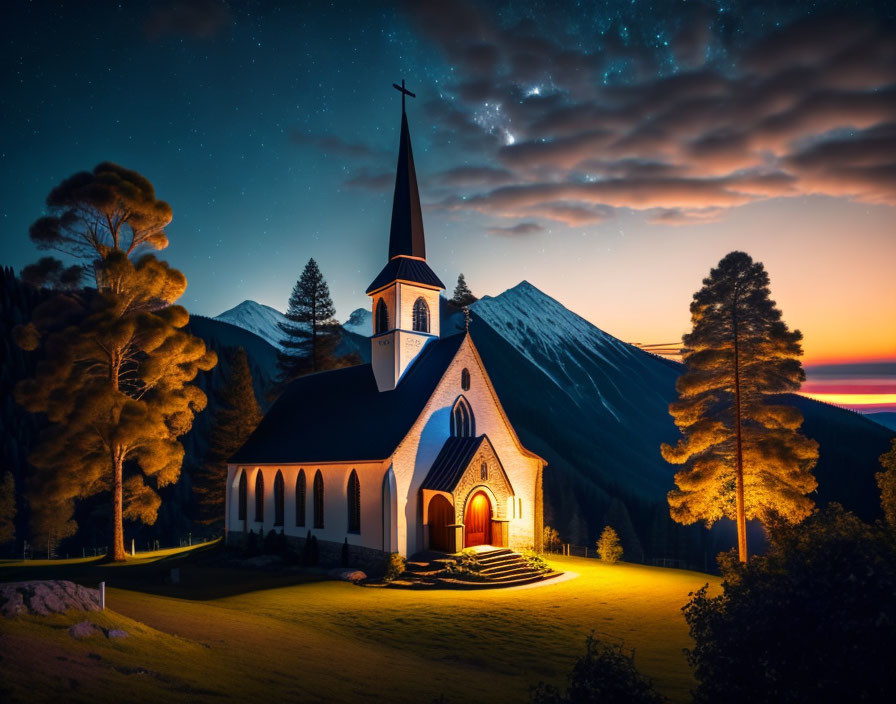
[[0, 551, 719, 703]]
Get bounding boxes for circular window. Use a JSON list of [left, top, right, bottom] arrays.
[[461, 368, 471, 391]]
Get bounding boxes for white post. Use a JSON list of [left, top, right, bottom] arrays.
[[99, 581, 105, 610], [131, 538, 135, 557]]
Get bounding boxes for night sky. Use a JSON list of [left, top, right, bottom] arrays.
[[2, 1, 894, 406]]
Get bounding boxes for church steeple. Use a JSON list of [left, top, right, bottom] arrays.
[[388, 108, 426, 260], [367, 81, 444, 392]]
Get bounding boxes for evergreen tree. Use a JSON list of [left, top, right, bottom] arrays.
[[662, 251, 818, 562], [0, 472, 15, 545], [450, 273, 477, 306], [277, 258, 339, 380], [597, 526, 623, 563], [604, 498, 644, 563], [194, 347, 262, 526], [877, 439, 896, 531], [13, 162, 216, 561]]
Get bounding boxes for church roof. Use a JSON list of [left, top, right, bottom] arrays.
[[365, 255, 445, 294], [229, 333, 466, 465], [388, 110, 426, 261], [420, 435, 487, 492]]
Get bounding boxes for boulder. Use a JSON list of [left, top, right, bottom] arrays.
[[1, 580, 100, 618], [328, 568, 367, 583], [106, 629, 129, 639], [69, 620, 103, 639]]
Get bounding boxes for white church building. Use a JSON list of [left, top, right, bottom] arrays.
[[226, 88, 545, 565]]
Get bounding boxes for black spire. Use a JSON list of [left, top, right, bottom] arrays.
[[388, 81, 426, 260]]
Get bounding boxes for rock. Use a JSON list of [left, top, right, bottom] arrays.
[[69, 620, 102, 639], [1, 581, 100, 618], [106, 629, 129, 639], [328, 568, 367, 583]]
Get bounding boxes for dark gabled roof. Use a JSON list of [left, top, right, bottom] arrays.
[[229, 333, 466, 465], [420, 435, 486, 492], [388, 110, 426, 260], [366, 255, 445, 294]]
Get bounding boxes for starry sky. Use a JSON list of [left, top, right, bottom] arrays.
[[2, 0, 894, 411]]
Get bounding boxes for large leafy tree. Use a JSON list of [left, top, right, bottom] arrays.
[[877, 438, 896, 531], [662, 251, 818, 562], [277, 257, 339, 380], [14, 162, 216, 561], [194, 347, 262, 526]]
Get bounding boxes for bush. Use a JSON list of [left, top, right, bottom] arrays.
[[245, 528, 259, 556], [684, 504, 896, 703], [531, 634, 666, 703], [301, 530, 319, 566], [341, 537, 349, 567], [543, 525, 560, 552], [597, 526, 623, 564], [521, 549, 551, 573], [385, 552, 405, 581]]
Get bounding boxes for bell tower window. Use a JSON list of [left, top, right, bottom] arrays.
[[412, 297, 430, 333], [375, 298, 389, 334]]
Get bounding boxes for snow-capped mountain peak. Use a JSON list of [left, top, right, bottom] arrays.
[[343, 307, 372, 337], [214, 300, 288, 349]]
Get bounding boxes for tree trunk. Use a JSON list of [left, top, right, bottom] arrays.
[[110, 450, 127, 561], [732, 301, 748, 563]]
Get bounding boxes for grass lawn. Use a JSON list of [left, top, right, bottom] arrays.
[[0, 544, 720, 703]]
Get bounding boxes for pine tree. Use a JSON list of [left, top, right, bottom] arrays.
[[0, 472, 15, 545], [877, 439, 896, 531], [277, 258, 339, 381], [662, 251, 818, 562], [194, 347, 262, 526], [13, 162, 217, 561], [450, 273, 477, 306], [597, 526, 623, 563]]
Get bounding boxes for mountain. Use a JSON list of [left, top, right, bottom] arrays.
[[867, 412, 896, 432], [343, 307, 372, 336], [215, 300, 287, 349]]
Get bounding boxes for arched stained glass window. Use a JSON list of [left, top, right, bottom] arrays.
[[274, 470, 285, 527], [347, 470, 361, 534], [296, 469, 306, 527], [375, 298, 388, 334], [237, 470, 247, 521], [412, 297, 430, 333], [313, 470, 324, 529], [254, 471, 264, 523], [451, 396, 475, 437]]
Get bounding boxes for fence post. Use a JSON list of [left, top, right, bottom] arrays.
[[99, 581, 105, 610], [131, 538, 135, 557]]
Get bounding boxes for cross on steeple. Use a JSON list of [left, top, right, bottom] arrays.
[[392, 79, 416, 113]]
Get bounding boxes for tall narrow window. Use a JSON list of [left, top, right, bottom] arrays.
[[375, 298, 388, 334], [254, 471, 264, 523], [461, 368, 471, 391], [313, 470, 324, 529], [347, 470, 361, 534], [412, 297, 430, 333], [237, 470, 247, 521], [480, 461, 488, 481], [273, 470, 284, 527], [451, 396, 475, 437], [296, 469, 306, 527]]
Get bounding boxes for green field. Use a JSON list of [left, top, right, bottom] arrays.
[[0, 545, 719, 703]]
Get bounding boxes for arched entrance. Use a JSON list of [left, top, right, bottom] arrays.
[[428, 495, 453, 552], [464, 491, 492, 547]]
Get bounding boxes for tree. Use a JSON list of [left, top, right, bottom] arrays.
[[542, 525, 560, 552], [605, 498, 644, 563], [597, 525, 623, 563], [877, 438, 896, 530], [277, 258, 340, 381], [13, 162, 216, 561], [193, 347, 262, 526], [450, 273, 477, 306], [684, 505, 896, 703], [531, 634, 666, 704], [662, 251, 818, 562], [0, 472, 15, 545]]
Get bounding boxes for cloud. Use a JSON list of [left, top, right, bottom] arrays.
[[144, 0, 230, 40], [403, 3, 896, 228], [487, 221, 544, 236]]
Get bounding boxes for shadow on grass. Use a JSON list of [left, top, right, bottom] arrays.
[[0, 540, 329, 601]]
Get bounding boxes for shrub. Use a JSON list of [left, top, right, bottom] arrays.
[[245, 529, 259, 556], [531, 634, 666, 703], [521, 549, 551, 573], [684, 504, 896, 703], [385, 552, 406, 581], [341, 537, 349, 567], [543, 525, 560, 552], [597, 525, 623, 563], [263, 529, 279, 554]]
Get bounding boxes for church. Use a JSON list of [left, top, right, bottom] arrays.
[[226, 84, 545, 566]]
